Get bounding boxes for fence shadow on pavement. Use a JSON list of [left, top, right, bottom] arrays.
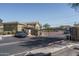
[[19, 37, 65, 49]]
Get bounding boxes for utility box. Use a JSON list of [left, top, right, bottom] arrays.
[[70, 27, 79, 41]]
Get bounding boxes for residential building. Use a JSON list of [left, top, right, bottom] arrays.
[[0, 23, 4, 34], [3, 22, 25, 34], [24, 22, 41, 36], [74, 23, 79, 27], [60, 25, 71, 30], [0, 19, 3, 34], [0, 21, 42, 36]]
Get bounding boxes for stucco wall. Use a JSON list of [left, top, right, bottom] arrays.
[[41, 31, 64, 37]]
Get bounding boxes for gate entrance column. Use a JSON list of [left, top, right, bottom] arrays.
[[28, 29, 31, 36]]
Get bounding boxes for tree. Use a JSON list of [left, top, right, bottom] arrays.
[[0, 18, 3, 23], [43, 23, 50, 29], [71, 3, 79, 11], [43, 23, 53, 32], [71, 3, 79, 8]]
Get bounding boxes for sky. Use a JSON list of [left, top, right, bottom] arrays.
[[0, 3, 79, 27]]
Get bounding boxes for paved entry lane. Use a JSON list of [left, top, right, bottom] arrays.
[[0, 35, 67, 56], [0, 36, 32, 44], [0, 42, 31, 56], [0, 36, 37, 56]]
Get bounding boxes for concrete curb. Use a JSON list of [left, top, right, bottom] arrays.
[[0, 35, 13, 41], [25, 43, 75, 56], [0, 35, 13, 37], [10, 43, 75, 56]]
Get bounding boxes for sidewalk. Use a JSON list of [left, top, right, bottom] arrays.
[[25, 42, 75, 56], [0, 35, 13, 37], [0, 35, 13, 40]]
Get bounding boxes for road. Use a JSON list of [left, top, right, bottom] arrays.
[[0, 36, 30, 56], [1, 34, 77, 56], [0, 35, 67, 56]]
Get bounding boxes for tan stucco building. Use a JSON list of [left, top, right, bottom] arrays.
[[0, 22, 25, 34], [0, 23, 4, 34], [24, 22, 41, 36], [0, 21, 41, 36]]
